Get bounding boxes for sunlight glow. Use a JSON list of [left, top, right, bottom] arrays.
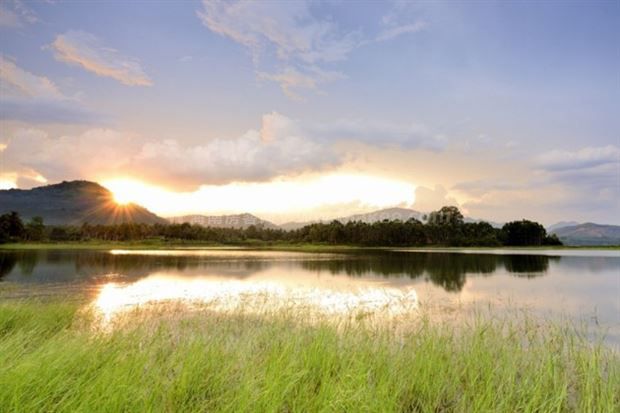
[[103, 174, 416, 220], [94, 274, 418, 323]]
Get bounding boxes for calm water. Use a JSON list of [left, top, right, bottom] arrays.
[[1, 248, 618, 343]]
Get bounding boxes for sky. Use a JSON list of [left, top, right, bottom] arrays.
[[0, 0, 618, 225]]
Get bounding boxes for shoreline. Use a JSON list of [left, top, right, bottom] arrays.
[[1, 241, 619, 251]]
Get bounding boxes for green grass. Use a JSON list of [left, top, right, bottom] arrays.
[[0, 300, 618, 412]]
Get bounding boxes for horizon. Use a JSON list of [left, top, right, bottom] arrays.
[[1, 1, 619, 226]]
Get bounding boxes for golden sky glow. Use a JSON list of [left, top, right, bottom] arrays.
[[104, 174, 416, 222]]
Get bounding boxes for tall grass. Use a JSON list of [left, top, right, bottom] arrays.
[[0, 299, 618, 412]]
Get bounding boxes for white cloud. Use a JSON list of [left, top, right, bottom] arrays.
[[50, 31, 152, 86], [0, 56, 62, 99], [0, 56, 104, 124], [257, 66, 344, 100], [197, 0, 362, 98], [1, 112, 447, 189], [376, 21, 427, 42], [198, 0, 358, 64], [536, 145, 620, 171], [134, 129, 338, 186]]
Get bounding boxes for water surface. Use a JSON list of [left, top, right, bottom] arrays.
[[1, 248, 618, 343]]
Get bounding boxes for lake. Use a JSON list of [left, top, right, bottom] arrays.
[[1, 248, 618, 345]]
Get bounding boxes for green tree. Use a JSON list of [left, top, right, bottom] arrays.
[[501, 220, 548, 246], [25, 216, 46, 241]]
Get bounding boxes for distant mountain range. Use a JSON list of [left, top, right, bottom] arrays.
[[168, 213, 277, 229], [549, 223, 620, 246], [0, 181, 166, 225]]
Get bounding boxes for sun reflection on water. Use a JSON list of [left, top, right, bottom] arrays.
[[94, 274, 418, 324]]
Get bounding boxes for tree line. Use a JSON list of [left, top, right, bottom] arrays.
[[0, 206, 562, 247]]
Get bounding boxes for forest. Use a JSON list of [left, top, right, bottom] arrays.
[[0, 206, 562, 247]]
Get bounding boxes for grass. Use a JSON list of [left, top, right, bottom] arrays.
[[0, 299, 618, 412]]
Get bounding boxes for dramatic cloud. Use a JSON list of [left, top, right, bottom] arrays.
[[50, 31, 152, 86], [1, 112, 449, 189], [0, 56, 103, 124]]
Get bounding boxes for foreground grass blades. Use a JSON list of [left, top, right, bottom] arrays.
[[0, 300, 618, 412]]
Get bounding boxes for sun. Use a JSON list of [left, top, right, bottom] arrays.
[[104, 179, 145, 206]]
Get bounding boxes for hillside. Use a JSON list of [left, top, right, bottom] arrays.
[[547, 221, 580, 233], [0, 181, 166, 225], [280, 207, 502, 231], [280, 208, 426, 231], [168, 213, 278, 229], [551, 223, 620, 246]]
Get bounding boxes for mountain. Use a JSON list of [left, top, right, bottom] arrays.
[[547, 221, 580, 233], [280, 208, 426, 231], [280, 207, 503, 230], [335, 207, 426, 224], [0, 180, 166, 225], [168, 213, 278, 229], [551, 223, 620, 246]]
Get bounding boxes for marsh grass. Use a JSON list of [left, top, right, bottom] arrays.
[[0, 299, 618, 412]]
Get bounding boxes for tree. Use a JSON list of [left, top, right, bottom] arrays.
[[426, 206, 465, 245], [501, 220, 547, 246], [25, 217, 45, 241], [428, 206, 464, 226], [0, 211, 25, 243]]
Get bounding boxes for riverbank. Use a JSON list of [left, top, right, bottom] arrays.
[[0, 299, 618, 412], [1, 241, 619, 251]]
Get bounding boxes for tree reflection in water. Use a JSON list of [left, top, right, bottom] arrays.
[[0, 249, 561, 293]]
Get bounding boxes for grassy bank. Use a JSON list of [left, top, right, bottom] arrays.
[[0, 300, 618, 412]]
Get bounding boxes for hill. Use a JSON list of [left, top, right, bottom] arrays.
[[280, 208, 426, 231], [551, 223, 620, 246], [168, 213, 278, 229], [280, 207, 502, 231], [0, 181, 166, 225], [547, 221, 580, 233]]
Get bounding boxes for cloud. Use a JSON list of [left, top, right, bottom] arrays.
[[0, 115, 339, 189], [536, 145, 620, 172], [198, 1, 359, 64], [452, 146, 620, 224], [0, 56, 62, 98], [306, 118, 445, 150], [376, 21, 427, 42], [257, 66, 344, 100], [134, 130, 338, 186], [0, 56, 104, 124], [197, 1, 422, 99], [50, 31, 152, 86], [413, 185, 458, 212], [1, 112, 447, 189], [0, 0, 38, 28]]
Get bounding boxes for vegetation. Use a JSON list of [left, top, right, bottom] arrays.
[[0, 207, 562, 247], [0, 299, 617, 412]]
